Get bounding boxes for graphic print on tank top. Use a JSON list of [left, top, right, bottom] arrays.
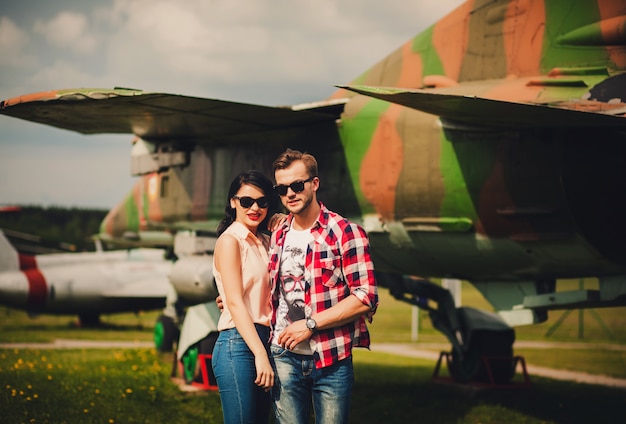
[[272, 227, 313, 354]]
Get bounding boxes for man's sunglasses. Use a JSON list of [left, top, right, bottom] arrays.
[[273, 177, 314, 196], [233, 196, 269, 209]]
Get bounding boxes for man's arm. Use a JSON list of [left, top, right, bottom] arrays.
[[312, 294, 371, 330], [276, 294, 371, 350]]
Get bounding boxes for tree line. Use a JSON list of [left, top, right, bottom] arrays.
[[0, 205, 108, 253]]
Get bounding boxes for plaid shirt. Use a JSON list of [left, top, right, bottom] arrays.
[[269, 202, 378, 368]]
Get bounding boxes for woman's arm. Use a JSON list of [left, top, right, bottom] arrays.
[[214, 234, 274, 390]]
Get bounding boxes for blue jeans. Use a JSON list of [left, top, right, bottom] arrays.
[[212, 325, 271, 424], [270, 344, 353, 424]]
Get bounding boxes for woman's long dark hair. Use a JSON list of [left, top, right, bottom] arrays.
[[216, 170, 278, 236]]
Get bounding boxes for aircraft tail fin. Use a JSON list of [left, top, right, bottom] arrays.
[[0, 230, 20, 272]]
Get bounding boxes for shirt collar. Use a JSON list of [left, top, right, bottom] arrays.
[[229, 221, 254, 240], [280, 201, 328, 233]]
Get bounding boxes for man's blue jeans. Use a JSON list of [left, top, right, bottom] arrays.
[[212, 325, 272, 424], [270, 344, 353, 424]]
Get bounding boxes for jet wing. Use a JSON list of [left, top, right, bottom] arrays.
[[339, 85, 626, 129], [0, 88, 343, 141]]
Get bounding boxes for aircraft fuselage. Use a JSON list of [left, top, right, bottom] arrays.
[[0, 233, 171, 315]]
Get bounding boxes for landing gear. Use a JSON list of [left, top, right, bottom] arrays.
[[377, 272, 517, 384], [447, 308, 515, 384], [78, 313, 101, 327]]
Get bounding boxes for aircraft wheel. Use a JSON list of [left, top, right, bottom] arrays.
[[448, 331, 515, 384], [154, 314, 179, 352]]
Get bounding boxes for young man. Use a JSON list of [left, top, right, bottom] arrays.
[[269, 148, 378, 424]]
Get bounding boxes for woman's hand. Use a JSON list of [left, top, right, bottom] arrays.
[[254, 355, 275, 392], [268, 213, 288, 232]]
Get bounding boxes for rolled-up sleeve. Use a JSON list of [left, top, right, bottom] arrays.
[[342, 223, 378, 318]]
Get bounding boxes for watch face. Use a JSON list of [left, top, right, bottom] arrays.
[[307, 318, 316, 330]]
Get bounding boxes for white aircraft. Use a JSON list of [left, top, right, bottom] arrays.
[[0, 229, 174, 326]]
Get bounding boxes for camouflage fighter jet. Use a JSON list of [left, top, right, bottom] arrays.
[[1, 0, 625, 384]]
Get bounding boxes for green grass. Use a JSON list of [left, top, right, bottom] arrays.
[[1, 278, 625, 423], [0, 348, 222, 424], [351, 351, 625, 424], [0, 308, 155, 344], [2, 348, 624, 424], [515, 348, 626, 379]]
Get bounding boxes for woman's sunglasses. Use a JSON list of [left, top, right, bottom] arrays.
[[233, 196, 269, 209], [273, 177, 314, 196]]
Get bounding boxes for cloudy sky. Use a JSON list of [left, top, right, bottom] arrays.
[[0, 0, 465, 209]]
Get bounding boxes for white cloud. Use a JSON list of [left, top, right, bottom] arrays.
[[0, 16, 37, 68], [28, 59, 97, 91], [100, 0, 466, 89], [33, 11, 97, 54], [104, 1, 272, 83]]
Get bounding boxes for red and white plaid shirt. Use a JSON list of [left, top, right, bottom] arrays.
[[269, 202, 378, 368]]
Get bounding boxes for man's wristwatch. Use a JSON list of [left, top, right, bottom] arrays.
[[306, 317, 317, 333]]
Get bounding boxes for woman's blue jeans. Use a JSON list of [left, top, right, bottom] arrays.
[[212, 324, 271, 424], [270, 344, 354, 424]]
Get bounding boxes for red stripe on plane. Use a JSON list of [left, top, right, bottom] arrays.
[[19, 254, 36, 271], [18, 253, 47, 306]]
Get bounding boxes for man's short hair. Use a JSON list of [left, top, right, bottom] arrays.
[[272, 148, 318, 178]]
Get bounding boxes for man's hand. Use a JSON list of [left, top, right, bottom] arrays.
[[216, 295, 223, 311], [277, 319, 311, 350]]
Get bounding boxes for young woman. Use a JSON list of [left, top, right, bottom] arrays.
[[211, 170, 278, 424]]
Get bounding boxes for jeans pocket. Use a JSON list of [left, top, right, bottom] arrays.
[[270, 344, 288, 359]]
